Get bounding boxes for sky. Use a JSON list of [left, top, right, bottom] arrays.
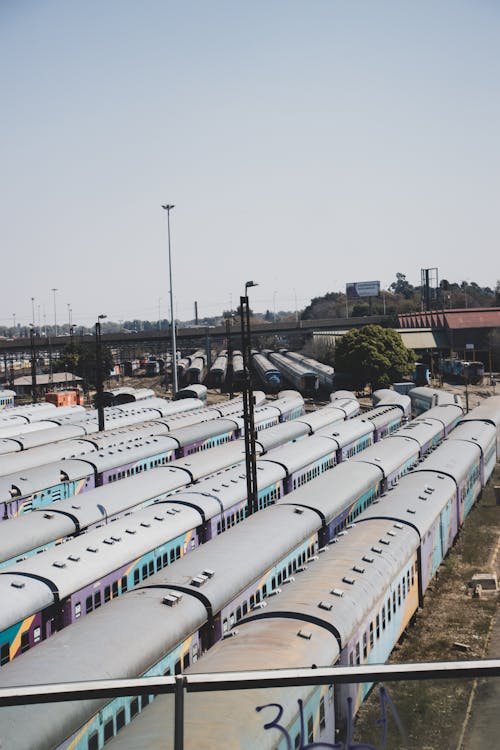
[[1, 0, 499, 329]]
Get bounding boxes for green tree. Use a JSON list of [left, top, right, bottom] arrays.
[[59, 342, 114, 390], [334, 325, 416, 390], [389, 272, 415, 299]]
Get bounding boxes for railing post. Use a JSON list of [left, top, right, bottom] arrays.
[[174, 675, 186, 750]]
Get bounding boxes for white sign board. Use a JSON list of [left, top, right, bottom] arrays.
[[346, 280, 380, 299]]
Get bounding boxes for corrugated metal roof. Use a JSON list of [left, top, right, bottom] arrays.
[[399, 307, 500, 330], [13, 372, 82, 385], [399, 329, 445, 349]]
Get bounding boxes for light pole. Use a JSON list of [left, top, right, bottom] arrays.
[[12, 313, 16, 335], [52, 288, 58, 336], [31, 297, 35, 329], [95, 314, 107, 431], [29, 324, 37, 404], [161, 204, 178, 396], [241, 280, 258, 516]]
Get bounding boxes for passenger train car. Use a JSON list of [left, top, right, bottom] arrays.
[[268, 351, 319, 396], [0, 395, 492, 750], [283, 350, 335, 391], [251, 351, 282, 392], [409, 386, 463, 416]]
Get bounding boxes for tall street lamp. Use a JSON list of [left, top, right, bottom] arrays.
[[240, 280, 258, 516], [161, 203, 178, 396], [52, 288, 58, 336], [95, 314, 107, 431]]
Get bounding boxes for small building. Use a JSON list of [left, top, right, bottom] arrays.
[[45, 390, 84, 407], [13, 372, 83, 397]]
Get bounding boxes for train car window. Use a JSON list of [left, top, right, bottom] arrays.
[[170, 549, 176, 563], [236, 606, 242, 621], [175, 660, 182, 675], [242, 602, 248, 615], [294, 733, 301, 749], [134, 569, 140, 585], [382, 606, 386, 631], [130, 698, 139, 717], [116, 708, 126, 731], [141, 564, 147, 579], [94, 592, 101, 609], [148, 561, 154, 576], [104, 586, 111, 603], [162, 553, 168, 567], [34, 626, 41, 644], [223, 619, 228, 633], [176, 545, 181, 559], [369, 622, 374, 648], [376, 615, 380, 640], [86, 596, 93, 614], [74, 603, 81, 620], [183, 653, 190, 670], [393, 591, 396, 613], [387, 597, 391, 622], [88, 731, 99, 750], [407, 571, 411, 591], [121, 576, 128, 592], [156, 557, 162, 572], [363, 632, 367, 658], [0, 643, 10, 666], [320, 697, 326, 730], [20, 632, 30, 653], [112, 581, 118, 598], [402, 577, 406, 599], [355, 642, 360, 665], [104, 719, 114, 742], [307, 716, 314, 743], [397, 584, 401, 607], [349, 651, 354, 666]]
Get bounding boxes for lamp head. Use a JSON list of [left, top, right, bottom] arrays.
[[98, 314, 107, 321], [161, 204, 175, 210], [245, 280, 258, 292]]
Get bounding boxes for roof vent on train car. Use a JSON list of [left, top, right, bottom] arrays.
[[297, 629, 312, 640], [11, 581, 25, 589], [418, 495, 428, 501], [140, 522, 151, 528], [191, 574, 209, 587], [424, 486, 435, 494], [163, 593, 183, 606], [331, 588, 344, 597], [394, 522, 404, 529], [318, 601, 333, 611], [53, 561, 66, 568], [386, 530, 396, 537], [87, 546, 99, 553], [126, 528, 137, 534], [70, 504, 81, 510], [111, 536, 122, 542], [166, 509, 177, 515], [43, 512, 54, 519], [353, 565, 365, 574], [68, 555, 80, 562], [406, 508, 416, 515], [154, 515, 165, 522], [342, 576, 355, 585], [362, 555, 375, 563], [379, 538, 390, 545], [371, 546, 383, 554], [294, 508, 305, 515], [202, 569, 215, 579]]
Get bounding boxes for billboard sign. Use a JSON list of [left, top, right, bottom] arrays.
[[346, 280, 380, 299]]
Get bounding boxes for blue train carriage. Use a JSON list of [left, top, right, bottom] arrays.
[[0, 459, 98, 519], [459, 394, 500, 452], [251, 351, 282, 391], [0, 464, 197, 569], [0, 389, 15, 410], [409, 386, 463, 416], [413, 402, 464, 436]]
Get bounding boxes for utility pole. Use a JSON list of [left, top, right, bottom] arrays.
[[240, 281, 258, 516], [29, 325, 37, 404], [95, 314, 107, 431]]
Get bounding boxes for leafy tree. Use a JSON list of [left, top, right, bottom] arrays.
[[334, 325, 416, 390], [59, 342, 115, 389], [389, 273, 414, 299]]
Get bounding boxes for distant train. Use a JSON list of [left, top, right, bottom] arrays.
[[251, 351, 282, 391], [439, 357, 484, 384], [268, 351, 319, 395]]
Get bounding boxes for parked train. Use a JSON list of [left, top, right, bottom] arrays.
[[283, 350, 335, 391], [251, 351, 282, 392], [209, 353, 228, 387], [439, 357, 485, 384], [0, 395, 487, 750], [409, 386, 463, 416], [268, 351, 319, 395], [0, 392, 303, 520], [94, 399, 500, 749]]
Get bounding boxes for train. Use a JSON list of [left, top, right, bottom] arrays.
[[408, 386, 463, 416], [0, 389, 16, 410], [251, 351, 282, 391], [98, 398, 500, 749], [209, 353, 228, 387], [282, 350, 335, 391], [0, 392, 303, 520], [268, 351, 319, 395], [0, 394, 487, 750], [439, 357, 485, 384]]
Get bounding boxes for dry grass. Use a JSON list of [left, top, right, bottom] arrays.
[[352, 465, 500, 750]]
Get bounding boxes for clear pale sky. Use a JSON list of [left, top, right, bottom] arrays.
[[1, 1, 499, 328]]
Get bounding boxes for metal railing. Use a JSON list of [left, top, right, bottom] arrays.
[[1, 659, 499, 750]]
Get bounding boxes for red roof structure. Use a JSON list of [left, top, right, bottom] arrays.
[[398, 307, 500, 330]]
